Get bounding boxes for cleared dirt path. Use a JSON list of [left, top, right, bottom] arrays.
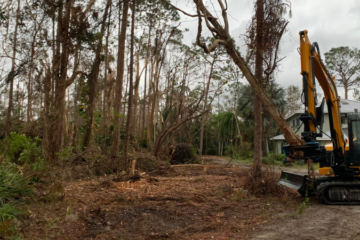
[[201, 155, 309, 174], [203, 155, 360, 240], [251, 204, 360, 240]]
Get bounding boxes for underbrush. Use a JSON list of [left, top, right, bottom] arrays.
[[229, 152, 285, 166], [0, 133, 46, 238], [243, 169, 287, 197], [261, 153, 285, 166], [169, 143, 200, 165], [0, 162, 32, 238], [3, 133, 45, 171]]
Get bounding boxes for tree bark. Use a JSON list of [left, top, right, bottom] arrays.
[[82, 0, 112, 149], [112, 0, 130, 157], [45, 0, 84, 162], [252, 0, 265, 175], [131, 47, 141, 137], [146, 59, 155, 150], [5, 0, 21, 136], [106, 71, 115, 127], [43, 66, 52, 162], [124, 0, 136, 157], [142, 64, 148, 139], [344, 83, 348, 99], [103, 3, 112, 128], [199, 57, 215, 155], [133, 24, 152, 137], [27, 22, 40, 123]]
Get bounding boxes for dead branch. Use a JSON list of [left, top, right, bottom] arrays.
[[160, 0, 204, 18]]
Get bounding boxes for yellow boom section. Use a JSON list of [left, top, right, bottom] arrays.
[[300, 30, 345, 156], [299, 30, 316, 132]]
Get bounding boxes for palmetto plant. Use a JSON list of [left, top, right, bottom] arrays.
[[0, 164, 31, 225]]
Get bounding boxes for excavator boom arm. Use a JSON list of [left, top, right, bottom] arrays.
[[298, 30, 345, 158]]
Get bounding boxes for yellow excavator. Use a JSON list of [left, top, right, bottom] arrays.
[[279, 30, 360, 204]]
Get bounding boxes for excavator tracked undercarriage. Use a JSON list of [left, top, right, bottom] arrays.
[[280, 171, 360, 204], [278, 30, 360, 205]]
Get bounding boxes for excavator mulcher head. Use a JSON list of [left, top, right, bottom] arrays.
[[278, 171, 309, 196]]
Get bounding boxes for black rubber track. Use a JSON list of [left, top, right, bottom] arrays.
[[316, 181, 360, 205]]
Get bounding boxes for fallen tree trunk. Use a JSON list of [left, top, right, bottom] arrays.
[[162, 0, 304, 147]]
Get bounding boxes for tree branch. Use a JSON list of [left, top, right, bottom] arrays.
[[208, 39, 227, 52], [160, 0, 204, 18]]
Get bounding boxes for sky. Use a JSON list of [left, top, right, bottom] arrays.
[[171, 0, 360, 101]]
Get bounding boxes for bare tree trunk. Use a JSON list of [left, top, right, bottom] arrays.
[[124, 0, 136, 157], [344, 83, 348, 99], [252, 0, 265, 175], [103, 3, 112, 128], [106, 71, 115, 126], [146, 59, 154, 150], [122, 67, 129, 129], [43, 66, 52, 161], [27, 22, 40, 123], [132, 45, 141, 136], [142, 65, 148, 139], [5, 0, 21, 136], [83, 0, 112, 149], [199, 57, 216, 155], [133, 25, 152, 137], [151, 58, 162, 144], [112, 0, 129, 157], [45, 0, 84, 162]]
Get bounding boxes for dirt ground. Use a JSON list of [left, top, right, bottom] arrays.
[[199, 156, 360, 240], [251, 204, 360, 240], [201, 155, 310, 174], [11, 156, 359, 240]]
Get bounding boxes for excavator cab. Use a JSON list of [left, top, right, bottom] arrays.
[[348, 112, 360, 167]]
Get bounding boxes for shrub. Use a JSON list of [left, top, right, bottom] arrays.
[[0, 163, 31, 236], [262, 153, 285, 165], [169, 143, 199, 164], [0, 164, 31, 202], [139, 139, 147, 149], [237, 151, 254, 159], [224, 145, 234, 155], [4, 133, 45, 171]]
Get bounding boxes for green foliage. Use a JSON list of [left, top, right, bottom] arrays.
[[296, 197, 309, 215], [224, 145, 234, 155], [0, 9, 7, 22], [0, 203, 19, 223], [325, 46, 360, 79], [95, 135, 112, 147], [0, 162, 31, 233], [5, 133, 45, 171], [56, 147, 73, 162], [0, 164, 31, 202], [204, 112, 238, 155], [162, 106, 177, 122], [139, 139, 147, 149], [237, 83, 286, 123], [238, 151, 254, 159], [262, 153, 285, 165], [325, 47, 360, 97]]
